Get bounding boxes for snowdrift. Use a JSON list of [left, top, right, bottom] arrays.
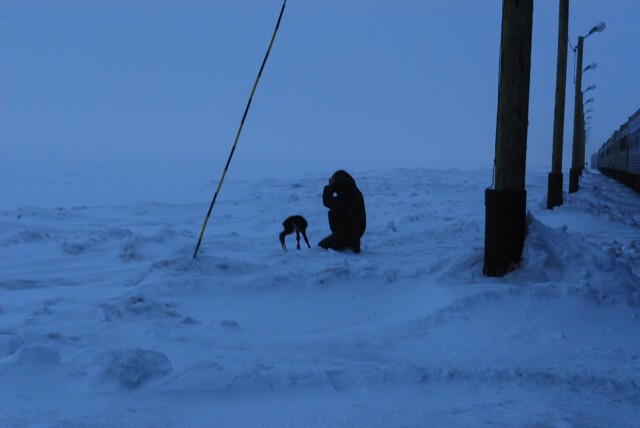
[[1, 168, 639, 427]]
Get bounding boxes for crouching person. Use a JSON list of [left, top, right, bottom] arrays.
[[318, 170, 366, 253]]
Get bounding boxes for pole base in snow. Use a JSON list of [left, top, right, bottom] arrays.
[[483, 189, 527, 277], [569, 168, 579, 193], [546, 172, 563, 209]]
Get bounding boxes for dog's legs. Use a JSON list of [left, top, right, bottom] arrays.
[[301, 229, 311, 248], [280, 222, 294, 251], [295, 230, 301, 249]]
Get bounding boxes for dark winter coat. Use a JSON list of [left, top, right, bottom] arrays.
[[319, 170, 366, 251]]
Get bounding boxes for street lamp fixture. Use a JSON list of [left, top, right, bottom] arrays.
[[584, 108, 594, 114], [586, 22, 606, 37], [584, 98, 594, 105], [584, 84, 596, 92], [583, 62, 597, 72]]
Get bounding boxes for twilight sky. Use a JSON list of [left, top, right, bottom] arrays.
[[1, 0, 639, 183]]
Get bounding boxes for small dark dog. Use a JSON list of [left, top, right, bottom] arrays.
[[280, 215, 311, 251]]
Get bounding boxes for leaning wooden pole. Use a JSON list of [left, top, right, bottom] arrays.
[[484, 0, 534, 277], [193, 0, 286, 258]]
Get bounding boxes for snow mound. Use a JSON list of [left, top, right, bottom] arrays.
[[518, 213, 640, 305], [1, 344, 61, 367], [62, 228, 134, 256], [97, 293, 181, 323], [95, 348, 172, 389], [2, 230, 52, 246], [0, 333, 25, 358], [168, 361, 338, 393], [569, 171, 640, 227]]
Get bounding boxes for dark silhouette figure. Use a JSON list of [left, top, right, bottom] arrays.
[[280, 215, 311, 251], [318, 170, 366, 253]]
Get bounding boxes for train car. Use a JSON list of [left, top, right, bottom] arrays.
[[609, 135, 616, 169], [592, 108, 640, 192], [627, 109, 640, 190], [628, 109, 640, 175], [601, 134, 615, 170], [613, 122, 629, 172]]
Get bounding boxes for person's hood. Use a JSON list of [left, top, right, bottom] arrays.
[[332, 170, 357, 192]]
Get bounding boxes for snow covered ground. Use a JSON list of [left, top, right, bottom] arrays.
[[1, 166, 639, 427]]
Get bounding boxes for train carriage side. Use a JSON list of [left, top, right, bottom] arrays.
[[593, 108, 640, 193], [627, 109, 640, 190], [627, 109, 640, 175], [598, 143, 607, 169], [603, 135, 615, 170], [613, 123, 629, 172]]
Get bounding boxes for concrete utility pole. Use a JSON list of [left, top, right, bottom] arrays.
[[547, 0, 569, 209], [579, 98, 586, 170], [484, 0, 533, 277], [569, 36, 584, 193]]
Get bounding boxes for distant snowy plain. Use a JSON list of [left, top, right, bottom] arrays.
[[1, 166, 639, 427]]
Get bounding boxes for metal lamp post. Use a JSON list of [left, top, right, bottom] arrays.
[[569, 22, 605, 193]]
